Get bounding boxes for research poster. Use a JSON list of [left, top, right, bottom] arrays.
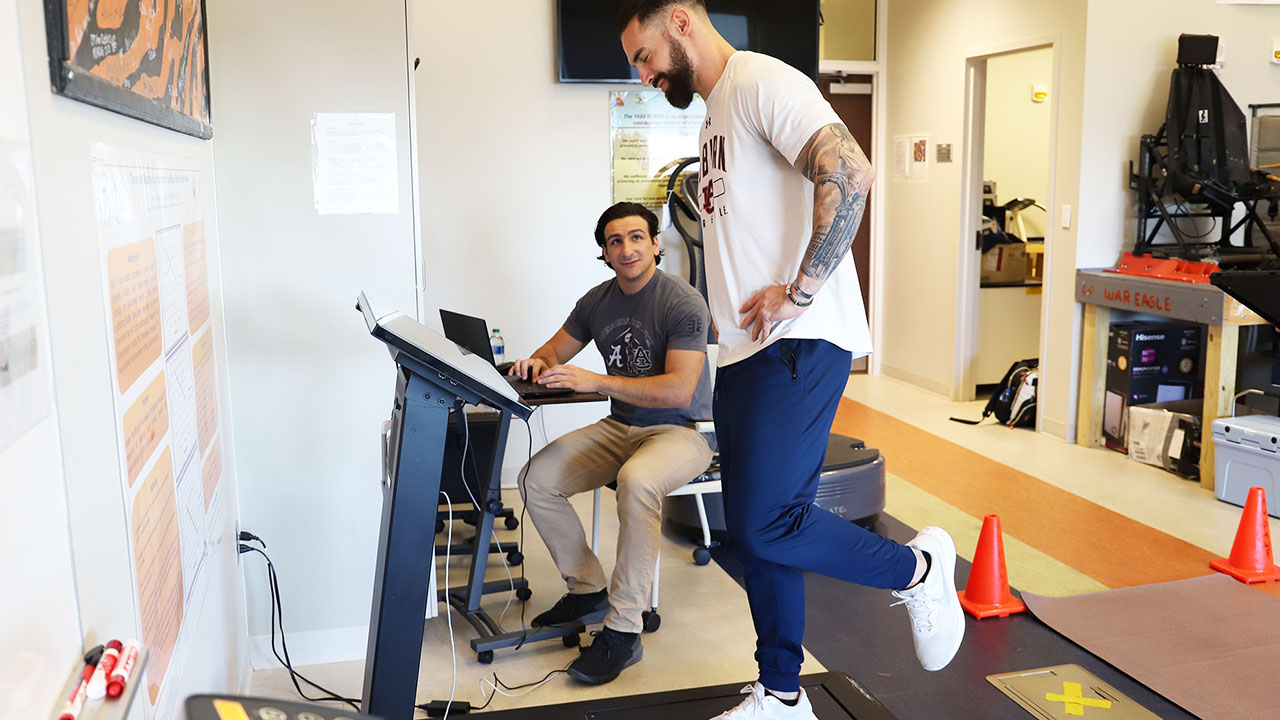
[[93, 145, 225, 717], [610, 91, 706, 209], [0, 140, 51, 452]]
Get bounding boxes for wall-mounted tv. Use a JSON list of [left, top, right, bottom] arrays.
[[557, 0, 820, 83]]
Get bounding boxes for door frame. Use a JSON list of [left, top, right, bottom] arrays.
[[955, 36, 1062, 432]]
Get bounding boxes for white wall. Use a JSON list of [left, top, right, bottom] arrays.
[[13, 0, 248, 713], [984, 47, 1053, 240], [415, 0, 643, 476], [207, 0, 420, 667], [880, 0, 1086, 441], [0, 1, 81, 716], [1077, 1, 1280, 268]]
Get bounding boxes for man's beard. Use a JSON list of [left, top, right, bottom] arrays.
[[658, 35, 697, 109]]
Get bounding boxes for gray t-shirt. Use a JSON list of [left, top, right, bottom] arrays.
[[563, 271, 713, 429]]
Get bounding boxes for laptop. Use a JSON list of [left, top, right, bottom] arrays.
[[439, 309, 573, 398]]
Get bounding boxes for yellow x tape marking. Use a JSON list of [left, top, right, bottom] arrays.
[[1045, 681, 1113, 716]]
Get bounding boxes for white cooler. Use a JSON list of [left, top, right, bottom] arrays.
[[1212, 414, 1280, 518]]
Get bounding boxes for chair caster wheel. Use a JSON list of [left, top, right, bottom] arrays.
[[563, 634, 580, 648], [642, 610, 661, 633], [516, 587, 532, 601], [505, 515, 520, 530], [693, 547, 712, 566], [477, 650, 494, 664], [507, 550, 524, 566]]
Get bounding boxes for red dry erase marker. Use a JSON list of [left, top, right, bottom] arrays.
[[106, 640, 139, 698], [58, 645, 103, 720], [87, 639, 123, 699], [57, 665, 92, 720]]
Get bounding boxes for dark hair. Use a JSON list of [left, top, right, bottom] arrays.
[[594, 201, 663, 268], [617, 0, 706, 34]]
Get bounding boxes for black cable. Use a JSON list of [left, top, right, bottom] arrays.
[[237, 411, 551, 716], [470, 661, 574, 712], [240, 545, 362, 710], [1170, 198, 1218, 240]]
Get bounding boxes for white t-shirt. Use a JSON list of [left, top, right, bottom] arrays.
[[697, 51, 872, 367]]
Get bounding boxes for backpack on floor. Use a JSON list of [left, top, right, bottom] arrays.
[[951, 358, 1039, 428]]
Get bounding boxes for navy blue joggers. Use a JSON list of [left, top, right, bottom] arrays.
[[713, 338, 917, 692]]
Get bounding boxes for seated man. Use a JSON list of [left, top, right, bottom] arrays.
[[511, 201, 714, 684]]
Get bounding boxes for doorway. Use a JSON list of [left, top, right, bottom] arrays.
[[958, 43, 1058, 411], [820, 74, 874, 373]]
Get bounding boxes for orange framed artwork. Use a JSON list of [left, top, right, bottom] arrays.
[[44, 0, 212, 139]]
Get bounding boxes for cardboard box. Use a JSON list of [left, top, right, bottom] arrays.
[[1127, 399, 1203, 477], [1025, 242, 1045, 282], [1104, 322, 1202, 449], [981, 242, 1027, 284], [1128, 400, 1267, 478]]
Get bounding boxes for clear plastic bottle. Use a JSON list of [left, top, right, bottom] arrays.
[[490, 328, 505, 364]]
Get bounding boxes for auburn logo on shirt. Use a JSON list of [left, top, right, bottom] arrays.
[[701, 134, 727, 176], [700, 134, 728, 219], [701, 178, 725, 216]]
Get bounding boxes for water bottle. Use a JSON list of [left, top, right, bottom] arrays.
[[490, 329, 505, 364]]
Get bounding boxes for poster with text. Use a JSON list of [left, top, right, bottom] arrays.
[[93, 145, 224, 719], [610, 91, 706, 209], [0, 141, 52, 453]]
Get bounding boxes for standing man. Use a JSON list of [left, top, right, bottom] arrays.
[[618, 3, 965, 718], [512, 201, 714, 685]]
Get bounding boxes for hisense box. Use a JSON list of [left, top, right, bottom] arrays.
[[1104, 322, 1202, 449]]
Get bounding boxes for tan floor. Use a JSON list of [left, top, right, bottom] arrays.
[[250, 373, 1270, 714]]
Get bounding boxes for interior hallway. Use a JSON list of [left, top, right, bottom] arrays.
[[249, 373, 1273, 715]]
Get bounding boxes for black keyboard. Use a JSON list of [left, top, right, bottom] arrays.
[[504, 375, 573, 398]]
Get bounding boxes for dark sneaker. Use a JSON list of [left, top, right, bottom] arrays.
[[530, 589, 609, 627], [567, 627, 642, 684]]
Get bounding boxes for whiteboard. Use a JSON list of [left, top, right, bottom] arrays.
[[0, 0, 82, 717]]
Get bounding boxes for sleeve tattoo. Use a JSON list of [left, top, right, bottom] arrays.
[[793, 123, 875, 289]]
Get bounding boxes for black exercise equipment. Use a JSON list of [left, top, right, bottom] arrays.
[[356, 293, 534, 720], [1128, 34, 1280, 263]]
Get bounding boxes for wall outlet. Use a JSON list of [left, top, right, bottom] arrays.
[[1273, 40, 1280, 65]]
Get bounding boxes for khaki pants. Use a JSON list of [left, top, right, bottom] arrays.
[[520, 417, 713, 634]]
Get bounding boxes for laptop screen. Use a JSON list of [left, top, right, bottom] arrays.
[[439, 309, 496, 365]]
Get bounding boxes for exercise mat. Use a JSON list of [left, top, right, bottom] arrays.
[[1023, 574, 1280, 720]]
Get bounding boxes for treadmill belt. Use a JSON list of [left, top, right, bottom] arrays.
[[480, 672, 896, 719], [586, 679, 869, 719]]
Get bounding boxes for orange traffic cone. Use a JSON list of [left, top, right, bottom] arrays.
[[958, 514, 1026, 619], [1210, 486, 1280, 583]]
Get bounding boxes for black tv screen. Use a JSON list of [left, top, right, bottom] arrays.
[[557, 0, 820, 83]]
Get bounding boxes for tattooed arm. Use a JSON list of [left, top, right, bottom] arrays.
[[792, 123, 875, 298], [737, 122, 874, 341]]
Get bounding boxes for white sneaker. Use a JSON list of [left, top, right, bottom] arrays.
[[890, 526, 965, 671], [709, 683, 817, 720]]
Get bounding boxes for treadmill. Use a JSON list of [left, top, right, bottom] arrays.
[[475, 672, 897, 719]]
